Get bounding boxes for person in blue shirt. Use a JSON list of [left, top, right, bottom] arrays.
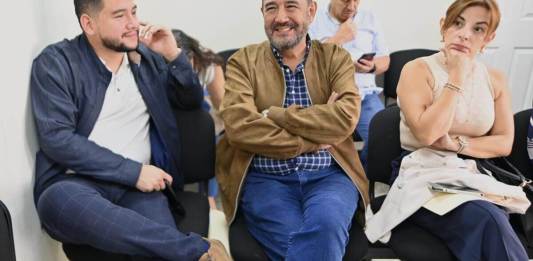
[[309, 0, 390, 168], [31, 0, 229, 260]]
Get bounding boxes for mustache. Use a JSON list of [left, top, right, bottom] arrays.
[[122, 29, 139, 38], [271, 22, 298, 31]]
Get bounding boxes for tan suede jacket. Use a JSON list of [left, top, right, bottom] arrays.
[[216, 40, 369, 225]]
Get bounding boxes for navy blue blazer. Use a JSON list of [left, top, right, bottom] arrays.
[[30, 34, 203, 204]]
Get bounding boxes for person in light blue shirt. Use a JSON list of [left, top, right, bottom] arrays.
[[309, 0, 390, 168]]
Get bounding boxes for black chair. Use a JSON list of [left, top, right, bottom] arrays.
[[507, 109, 533, 180], [507, 109, 533, 257], [0, 201, 15, 261], [62, 108, 215, 260], [383, 49, 438, 106], [217, 48, 239, 73], [365, 106, 455, 261]]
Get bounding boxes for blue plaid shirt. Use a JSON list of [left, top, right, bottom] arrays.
[[251, 38, 333, 175]]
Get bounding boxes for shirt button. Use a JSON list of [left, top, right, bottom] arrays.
[[295, 167, 299, 171], [285, 68, 290, 73], [291, 90, 296, 95], [172, 65, 177, 70]]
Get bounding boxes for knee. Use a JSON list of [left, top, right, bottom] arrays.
[[308, 207, 355, 237], [37, 182, 66, 223], [37, 180, 96, 226], [461, 201, 509, 228]]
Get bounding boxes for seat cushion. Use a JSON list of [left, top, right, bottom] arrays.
[[63, 191, 209, 260], [174, 191, 210, 237], [229, 213, 268, 261], [371, 196, 455, 261], [342, 219, 368, 261], [229, 211, 368, 261]]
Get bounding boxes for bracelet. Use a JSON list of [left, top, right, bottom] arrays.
[[455, 136, 469, 154], [261, 109, 270, 118], [444, 82, 462, 93]]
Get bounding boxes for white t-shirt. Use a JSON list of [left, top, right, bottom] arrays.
[[88, 54, 151, 165]]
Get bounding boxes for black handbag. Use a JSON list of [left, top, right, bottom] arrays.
[[476, 157, 533, 247], [476, 157, 533, 194]]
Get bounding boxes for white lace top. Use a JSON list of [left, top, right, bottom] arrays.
[[399, 52, 495, 151]]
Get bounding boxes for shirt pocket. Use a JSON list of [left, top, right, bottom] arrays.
[[353, 28, 376, 53]]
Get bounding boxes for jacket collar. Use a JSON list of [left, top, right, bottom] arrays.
[[265, 35, 316, 69], [270, 35, 312, 67], [78, 34, 112, 80]]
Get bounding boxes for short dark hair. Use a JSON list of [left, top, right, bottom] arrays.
[[74, 0, 104, 21]]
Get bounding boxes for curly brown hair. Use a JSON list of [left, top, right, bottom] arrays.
[[172, 29, 224, 75]]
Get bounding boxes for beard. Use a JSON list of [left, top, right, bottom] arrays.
[[101, 35, 138, 52], [266, 20, 309, 51]]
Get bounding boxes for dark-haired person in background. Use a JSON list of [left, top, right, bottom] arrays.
[[173, 29, 226, 209], [31, 0, 229, 260]]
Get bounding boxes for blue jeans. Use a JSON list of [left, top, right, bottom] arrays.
[[357, 93, 384, 169], [37, 177, 209, 261], [240, 165, 359, 261]]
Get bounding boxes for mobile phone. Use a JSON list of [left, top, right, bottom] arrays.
[[358, 52, 376, 63], [428, 182, 485, 197]]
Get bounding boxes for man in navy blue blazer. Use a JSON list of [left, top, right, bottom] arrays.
[[30, 0, 228, 260]]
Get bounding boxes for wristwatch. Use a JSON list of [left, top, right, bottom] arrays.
[[368, 64, 376, 73], [261, 109, 270, 118], [455, 136, 469, 154]]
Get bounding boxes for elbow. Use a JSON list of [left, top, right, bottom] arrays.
[[500, 147, 512, 157], [499, 141, 513, 157], [413, 124, 449, 147], [497, 134, 514, 157], [418, 138, 434, 147], [338, 103, 359, 137], [338, 118, 357, 138], [39, 136, 67, 159], [416, 132, 440, 147], [37, 128, 75, 158]]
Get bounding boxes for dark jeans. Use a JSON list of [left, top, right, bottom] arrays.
[[410, 200, 528, 261], [240, 165, 359, 261], [37, 177, 209, 261]]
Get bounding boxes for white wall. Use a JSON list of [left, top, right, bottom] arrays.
[[146, 0, 456, 52], [38, 0, 456, 53], [0, 0, 67, 260], [358, 0, 455, 52]]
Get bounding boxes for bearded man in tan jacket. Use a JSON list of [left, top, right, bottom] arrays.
[[216, 0, 369, 260]]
